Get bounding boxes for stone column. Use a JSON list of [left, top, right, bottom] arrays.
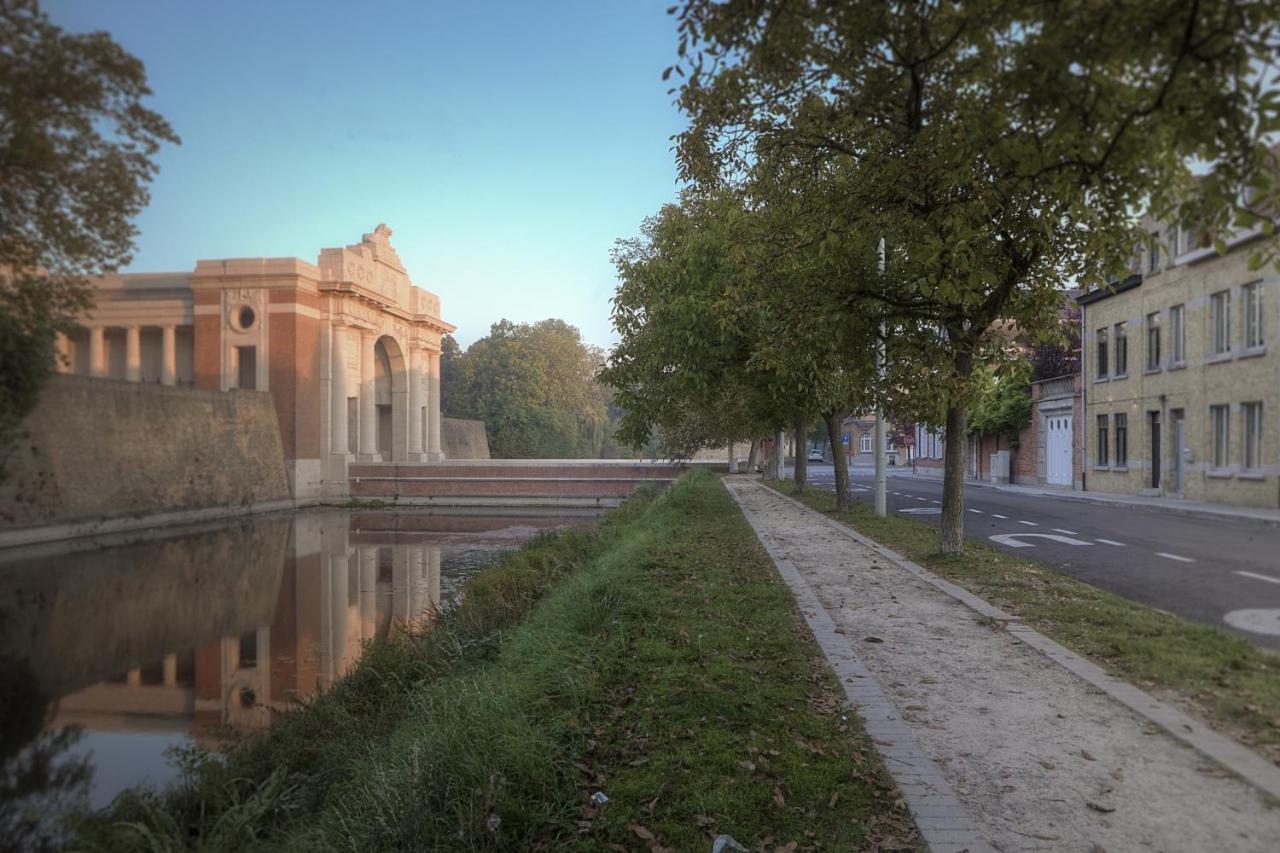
[[407, 347, 425, 460], [330, 325, 350, 460], [125, 325, 142, 382], [392, 545, 411, 635], [427, 350, 444, 461], [54, 333, 70, 373], [89, 327, 106, 377], [359, 546, 378, 641], [329, 547, 350, 685], [161, 324, 177, 386], [162, 653, 178, 687], [357, 330, 379, 461]]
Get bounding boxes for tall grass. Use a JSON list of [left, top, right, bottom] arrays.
[[78, 475, 918, 851]]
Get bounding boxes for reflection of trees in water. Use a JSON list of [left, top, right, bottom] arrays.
[[0, 655, 91, 853]]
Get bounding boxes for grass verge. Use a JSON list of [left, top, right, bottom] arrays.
[[772, 479, 1280, 763], [78, 472, 919, 852]]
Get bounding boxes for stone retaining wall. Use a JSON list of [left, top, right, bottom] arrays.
[[442, 417, 490, 459], [0, 375, 291, 533]]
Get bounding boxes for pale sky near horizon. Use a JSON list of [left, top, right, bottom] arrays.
[[44, 1, 686, 349]]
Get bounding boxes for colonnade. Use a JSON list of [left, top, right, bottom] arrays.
[[58, 324, 185, 385]]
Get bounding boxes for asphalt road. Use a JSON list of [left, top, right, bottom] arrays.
[[795, 463, 1280, 649]]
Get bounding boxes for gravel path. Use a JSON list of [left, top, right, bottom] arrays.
[[725, 477, 1280, 852]]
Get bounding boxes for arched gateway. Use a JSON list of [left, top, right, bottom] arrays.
[[60, 224, 454, 501]]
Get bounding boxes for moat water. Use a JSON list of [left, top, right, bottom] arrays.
[[0, 509, 594, 838]]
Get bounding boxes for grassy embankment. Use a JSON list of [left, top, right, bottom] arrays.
[[772, 479, 1280, 763], [80, 472, 919, 852]]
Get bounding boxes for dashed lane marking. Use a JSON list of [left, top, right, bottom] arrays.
[[1052, 528, 1077, 535], [930, 499, 942, 504], [915, 496, 929, 501], [1096, 538, 1126, 546], [1235, 571, 1280, 586], [968, 509, 983, 514], [1017, 520, 1038, 526], [992, 514, 1009, 519], [1156, 552, 1195, 563]]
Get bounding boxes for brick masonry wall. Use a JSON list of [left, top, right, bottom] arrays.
[[0, 375, 291, 530], [442, 417, 491, 459]]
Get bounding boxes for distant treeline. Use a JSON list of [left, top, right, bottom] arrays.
[[441, 319, 629, 459]]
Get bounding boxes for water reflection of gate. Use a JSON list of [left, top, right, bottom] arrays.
[[197, 518, 444, 732]]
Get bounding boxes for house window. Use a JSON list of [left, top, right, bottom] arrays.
[[1169, 225, 1180, 259], [1095, 328, 1109, 378], [1114, 413, 1128, 467], [1211, 290, 1231, 355], [1146, 312, 1161, 370], [1243, 402, 1263, 470], [1114, 322, 1128, 375], [1211, 404, 1230, 469], [859, 433, 872, 453], [1244, 281, 1264, 350], [1170, 304, 1185, 364], [1096, 414, 1109, 466], [1148, 232, 1160, 273]]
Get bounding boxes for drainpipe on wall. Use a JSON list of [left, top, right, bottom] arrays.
[[1080, 301, 1087, 492]]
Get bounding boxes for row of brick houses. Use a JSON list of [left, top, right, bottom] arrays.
[[897, 219, 1278, 509]]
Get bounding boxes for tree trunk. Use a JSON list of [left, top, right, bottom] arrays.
[[727, 439, 738, 474], [793, 414, 808, 492], [825, 412, 850, 510], [768, 430, 784, 480], [940, 396, 970, 555]]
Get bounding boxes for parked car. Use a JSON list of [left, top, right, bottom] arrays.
[[807, 448, 825, 462]]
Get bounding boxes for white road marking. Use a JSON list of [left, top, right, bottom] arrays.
[[1095, 538, 1126, 546], [1235, 571, 1280, 586], [1224, 608, 1280, 637], [899, 507, 942, 515], [992, 514, 1009, 519], [1017, 520, 1038, 526], [915, 496, 929, 501], [1156, 552, 1195, 563], [989, 533, 1095, 548], [968, 509, 983, 514], [930, 500, 942, 504], [1052, 528, 1077, 535]]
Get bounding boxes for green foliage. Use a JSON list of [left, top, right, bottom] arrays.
[[966, 365, 1032, 444], [0, 0, 179, 470], [658, 0, 1280, 552], [442, 319, 615, 458]]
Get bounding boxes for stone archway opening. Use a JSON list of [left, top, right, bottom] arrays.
[[373, 335, 408, 460]]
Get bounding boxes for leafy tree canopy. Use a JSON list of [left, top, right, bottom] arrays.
[[0, 0, 178, 460]]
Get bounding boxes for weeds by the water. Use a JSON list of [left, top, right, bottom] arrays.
[[773, 479, 1280, 764], [77, 473, 918, 851]]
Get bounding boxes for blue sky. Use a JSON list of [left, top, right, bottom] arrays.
[[45, 1, 686, 348]]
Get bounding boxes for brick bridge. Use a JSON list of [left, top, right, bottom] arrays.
[[349, 460, 688, 511]]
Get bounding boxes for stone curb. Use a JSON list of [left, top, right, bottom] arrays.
[[0, 498, 302, 551], [723, 479, 997, 853], [755, 479, 1280, 802]]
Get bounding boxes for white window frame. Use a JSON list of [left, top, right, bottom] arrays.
[[1145, 312, 1161, 370], [859, 433, 872, 453], [1211, 290, 1232, 355], [1211, 404, 1230, 469], [1113, 321, 1128, 376], [1170, 304, 1186, 364], [1243, 281, 1264, 350], [1242, 402, 1263, 471]]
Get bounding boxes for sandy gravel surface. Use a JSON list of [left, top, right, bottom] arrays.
[[727, 477, 1280, 853]]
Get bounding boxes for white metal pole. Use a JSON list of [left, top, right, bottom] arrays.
[[874, 237, 888, 517]]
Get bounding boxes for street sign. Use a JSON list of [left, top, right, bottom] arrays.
[[841, 434, 849, 445], [902, 434, 914, 447]]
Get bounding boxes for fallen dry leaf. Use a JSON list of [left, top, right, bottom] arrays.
[[628, 822, 656, 841], [773, 787, 786, 807]]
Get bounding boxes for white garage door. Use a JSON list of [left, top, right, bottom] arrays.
[[1045, 415, 1073, 486]]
